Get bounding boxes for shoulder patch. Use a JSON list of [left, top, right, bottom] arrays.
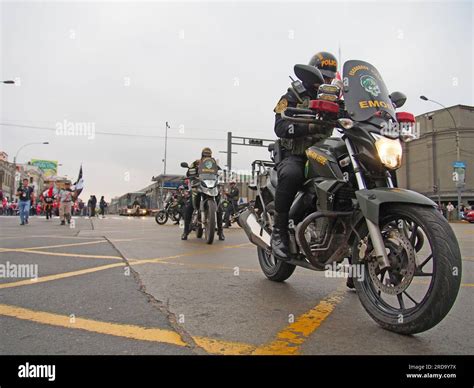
[[274, 98, 288, 114]]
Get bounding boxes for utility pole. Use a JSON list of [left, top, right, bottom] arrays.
[[163, 121, 170, 175], [219, 131, 274, 181]]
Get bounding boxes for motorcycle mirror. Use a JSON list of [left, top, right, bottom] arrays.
[[180, 162, 189, 168], [389, 91, 407, 108], [294, 64, 325, 87]]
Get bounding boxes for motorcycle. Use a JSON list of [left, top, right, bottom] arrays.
[[239, 60, 462, 334], [180, 158, 220, 244], [221, 198, 254, 227], [155, 198, 183, 225]]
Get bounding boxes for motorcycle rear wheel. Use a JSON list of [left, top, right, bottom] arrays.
[[257, 202, 295, 282]]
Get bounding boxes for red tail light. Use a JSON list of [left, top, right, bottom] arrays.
[[396, 112, 415, 123], [309, 100, 339, 114]]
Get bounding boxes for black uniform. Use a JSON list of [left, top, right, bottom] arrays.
[[271, 85, 332, 259], [224, 185, 239, 227], [273, 88, 332, 215]]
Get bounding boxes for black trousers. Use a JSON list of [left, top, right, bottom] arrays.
[[183, 194, 223, 234], [274, 154, 306, 214]]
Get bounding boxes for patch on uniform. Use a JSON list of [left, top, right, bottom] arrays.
[[274, 98, 288, 114]]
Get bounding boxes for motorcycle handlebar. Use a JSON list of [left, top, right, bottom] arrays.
[[280, 109, 338, 128]]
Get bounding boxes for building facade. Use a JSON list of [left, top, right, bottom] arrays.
[[397, 105, 474, 206]]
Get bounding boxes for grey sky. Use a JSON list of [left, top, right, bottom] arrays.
[[1, 0, 472, 200]]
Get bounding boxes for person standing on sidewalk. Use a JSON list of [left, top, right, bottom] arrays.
[[446, 202, 455, 222], [99, 196, 107, 218], [57, 180, 74, 225], [16, 178, 35, 225]]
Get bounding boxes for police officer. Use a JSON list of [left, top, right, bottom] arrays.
[[224, 181, 239, 228], [181, 147, 225, 241], [271, 52, 338, 260]]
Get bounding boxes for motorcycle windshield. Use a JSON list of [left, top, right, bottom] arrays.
[[198, 157, 219, 175], [342, 60, 396, 122]]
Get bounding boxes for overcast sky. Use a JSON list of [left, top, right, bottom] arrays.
[[1, 0, 472, 200]]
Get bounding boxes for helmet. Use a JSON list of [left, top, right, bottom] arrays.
[[201, 147, 212, 157], [309, 52, 338, 80]]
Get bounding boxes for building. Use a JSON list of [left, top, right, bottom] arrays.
[[397, 105, 474, 207], [0, 159, 15, 200]]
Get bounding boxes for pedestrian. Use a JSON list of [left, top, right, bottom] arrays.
[[446, 202, 455, 222], [56, 180, 75, 225], [16, 178, 35, 225], [42, 183, 56, 220], [89, 195, 97, 217], [99, 196, 107, 218]]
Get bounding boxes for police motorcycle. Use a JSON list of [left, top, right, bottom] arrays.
[[180, 157, 220, 244], [155, 194, 183, 225], [239, 60, 462, 334]]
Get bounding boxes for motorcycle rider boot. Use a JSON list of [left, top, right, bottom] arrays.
[[271, 212, 290, 261], [218, 228, 225, 241]]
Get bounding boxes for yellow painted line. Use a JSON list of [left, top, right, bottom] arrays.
[[0, 304, 186, 347], [4, 249, 123, 261], [0, 240, 107, 252], [194, 336, 256, 355], [0, 262, 126, 289], [0, 303, 256, 354], [252, 288, 345, 355]]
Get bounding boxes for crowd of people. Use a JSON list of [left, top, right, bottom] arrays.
[[0, 186, 108, 224]]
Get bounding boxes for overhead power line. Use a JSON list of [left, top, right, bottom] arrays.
[[0, 123, 225, 142]]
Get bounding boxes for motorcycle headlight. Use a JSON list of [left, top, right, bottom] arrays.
[[202, 180, 217, 188], [372, 133, 403, 170]]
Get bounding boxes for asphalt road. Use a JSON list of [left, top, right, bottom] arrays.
[[0, 214, 473, 355]]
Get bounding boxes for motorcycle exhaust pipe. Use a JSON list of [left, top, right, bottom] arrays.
[[239, 209, 271, 250]]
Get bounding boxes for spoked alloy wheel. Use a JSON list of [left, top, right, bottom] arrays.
[[353, 204, 462, 334], [257, 202, 295, 282]]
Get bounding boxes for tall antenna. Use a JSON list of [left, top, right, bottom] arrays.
[[338, 43, 342, 71]]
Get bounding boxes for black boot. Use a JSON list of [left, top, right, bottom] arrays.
[[181, 232, 188, 240], [271, 212, 290, 260], [218, 229, 225, 241]]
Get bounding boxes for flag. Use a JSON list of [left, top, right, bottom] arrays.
[[73, 165, 84, 198]]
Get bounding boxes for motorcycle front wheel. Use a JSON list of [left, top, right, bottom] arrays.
[[155, 210, 168, 225], [204, 200, 216, 244], [353, 204, 462, 334]]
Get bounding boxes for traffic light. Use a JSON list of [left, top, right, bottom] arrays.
[[249, 139, 263, 146]]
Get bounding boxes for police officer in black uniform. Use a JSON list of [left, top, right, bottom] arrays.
[[271, 52, 338, 260], [181, 147, 225, 241]]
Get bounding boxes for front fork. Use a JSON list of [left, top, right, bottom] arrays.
[[345, 138, 391, 270]]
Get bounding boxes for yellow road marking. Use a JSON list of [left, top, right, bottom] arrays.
[[0, 262, 126, 289], [0, 303, 186, 347], [0, 303, 256, 354], [252, 288, 346, 355], [3, 249, 123, 261], [0, 240, 107, 252], [194, 336, 256, 355]]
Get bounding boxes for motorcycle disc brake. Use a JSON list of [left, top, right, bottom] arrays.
[[367, 230, 416, 295]]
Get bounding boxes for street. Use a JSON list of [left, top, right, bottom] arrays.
[[1, 215, 473, 355]]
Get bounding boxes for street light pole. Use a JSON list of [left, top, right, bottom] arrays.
[[420, 96, 462, 216], [10, 142, 49, 199], [164, 122, 170, 175]]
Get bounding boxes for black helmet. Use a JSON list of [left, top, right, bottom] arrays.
[[201, 147, 212, 157], [309, 52, 338, 80]]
